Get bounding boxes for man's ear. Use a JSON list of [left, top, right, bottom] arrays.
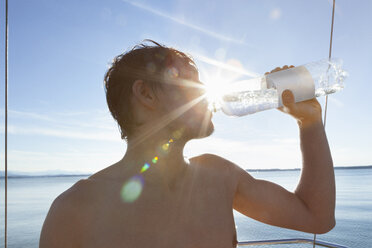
[[132, 80, 157, 110]]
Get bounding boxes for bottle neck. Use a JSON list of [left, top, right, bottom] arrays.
[[208, 100, 221, 114]]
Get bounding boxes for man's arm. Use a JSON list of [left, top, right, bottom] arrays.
[[231, 119, 335, 234], [230, 66, 335, 233]]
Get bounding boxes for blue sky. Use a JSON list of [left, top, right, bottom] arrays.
[[0, 0, 371, 173]]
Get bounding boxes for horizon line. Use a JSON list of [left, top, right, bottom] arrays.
[[1, 165, 371, 178]]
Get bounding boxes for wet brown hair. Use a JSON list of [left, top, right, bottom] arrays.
[[104, 40, 197, 141]]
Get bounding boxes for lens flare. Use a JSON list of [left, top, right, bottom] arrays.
[[162, 143, 170, 151], [140, 163, 150, 173], [120, 175, 144, 203], [128, 96, 203, 149], [172, 128, 184, 140], [165, 66, 179, 78], [152, 156, 158, 164]]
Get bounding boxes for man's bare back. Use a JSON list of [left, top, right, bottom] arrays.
[[40, 154, 238, 248]]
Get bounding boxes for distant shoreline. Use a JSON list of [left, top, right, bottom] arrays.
[[0, 174, 93, 179], [0, 165, 371, 178]]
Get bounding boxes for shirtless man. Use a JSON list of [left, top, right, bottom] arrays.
[[39, 41, 335, 248]]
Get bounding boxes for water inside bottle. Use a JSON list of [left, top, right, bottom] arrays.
[[310, 59, 347, 97], [220, 88, 279, 116], [315, 83, 344, 97]]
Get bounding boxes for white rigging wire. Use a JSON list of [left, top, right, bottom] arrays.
[[4, 0, 9, 247], [323, 0, 336, 129]]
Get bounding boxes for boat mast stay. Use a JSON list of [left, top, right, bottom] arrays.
[[4, 0, 9, 247], [324, 0, 336, 129]]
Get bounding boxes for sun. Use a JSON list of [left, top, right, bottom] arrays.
[[200, 68, 238, 113], [197, 57, 260, 113], [203, 77, 228, 112]]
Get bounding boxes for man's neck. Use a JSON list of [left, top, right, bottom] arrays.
[[122, 132, 190, 189]]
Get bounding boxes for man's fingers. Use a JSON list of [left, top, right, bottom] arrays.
[[270, 67, 281, 73], [267, 65, 296, 76]]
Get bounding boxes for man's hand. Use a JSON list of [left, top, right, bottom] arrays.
[[265, 65, 323, 128]]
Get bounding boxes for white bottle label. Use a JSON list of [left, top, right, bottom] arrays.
[[265, 66, 315, 107]]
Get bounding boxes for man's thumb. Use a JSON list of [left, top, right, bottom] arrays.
[[282, 89, 295, 107]]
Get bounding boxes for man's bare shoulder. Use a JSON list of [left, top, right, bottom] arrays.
[[190, 153, 244, 173], [190, 153, 247, 187], [40, 179, 88, 248], [59, 179, 93, 204], [87, 161, 134, 182], [48, 179, 93, 219]]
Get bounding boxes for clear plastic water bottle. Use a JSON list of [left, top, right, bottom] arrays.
[[214, 58, 347, 116]]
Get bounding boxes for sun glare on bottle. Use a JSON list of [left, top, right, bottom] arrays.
[[199, 58, 250, 113], [203, 76, 229, 112]]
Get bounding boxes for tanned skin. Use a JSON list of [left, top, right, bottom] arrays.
[[40, 63, 335, 248]]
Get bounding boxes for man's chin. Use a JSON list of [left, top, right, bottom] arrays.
[[193, 122, 214, 139], [175, 118, 214, 141]]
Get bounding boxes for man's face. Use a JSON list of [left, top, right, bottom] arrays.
[[156, 60, 214, 140]]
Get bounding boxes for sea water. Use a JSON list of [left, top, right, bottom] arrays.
[[234, 168, 372, 247], [0, 168, 371, 248]]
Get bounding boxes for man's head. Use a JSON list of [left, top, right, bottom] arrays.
[[104, 40, 214, 143]]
